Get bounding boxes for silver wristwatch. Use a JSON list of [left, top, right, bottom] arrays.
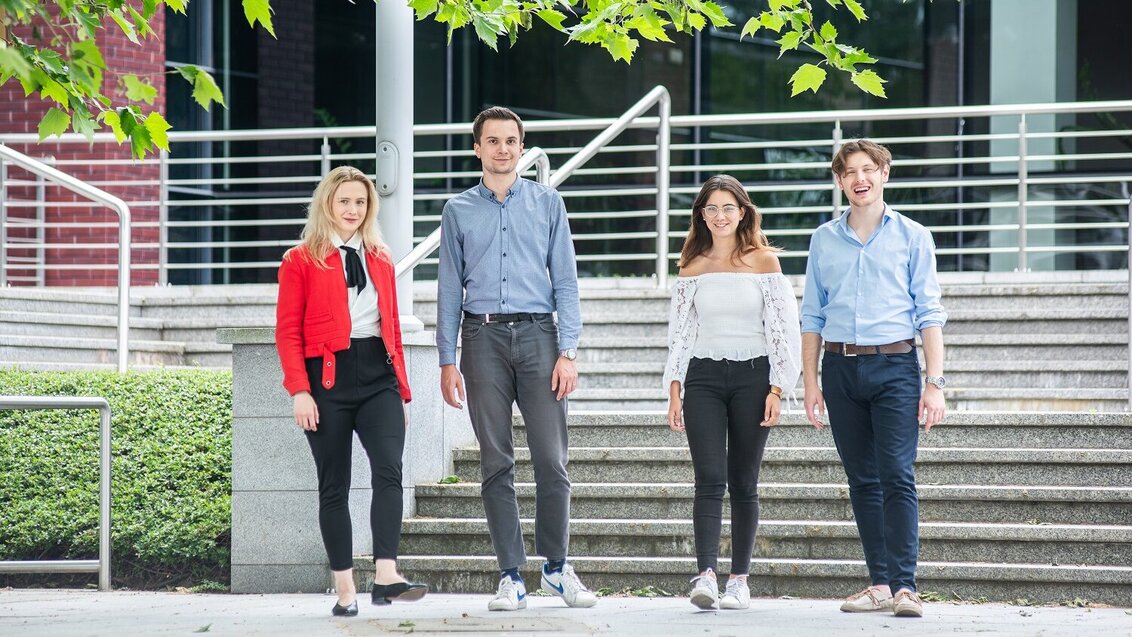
[[559, 349, 577, 361], [924, 375, 946, 389]]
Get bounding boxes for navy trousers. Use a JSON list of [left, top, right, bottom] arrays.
[[822, 349, 922, 593]]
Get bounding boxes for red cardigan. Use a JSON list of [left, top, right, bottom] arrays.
[[275, 244, 411, 402]]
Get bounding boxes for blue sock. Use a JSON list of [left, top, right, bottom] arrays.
[[545, 559, 565, 574], [501, 567, 522, 583]]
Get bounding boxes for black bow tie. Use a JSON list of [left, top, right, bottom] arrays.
[[339, 245, 367, 292]]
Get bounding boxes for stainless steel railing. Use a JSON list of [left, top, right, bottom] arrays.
[[0, 396, 113, 591], [1, 94, 1130, 285], [0, 144, 131, 371]]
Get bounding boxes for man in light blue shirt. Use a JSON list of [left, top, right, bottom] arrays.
[[436, 106, 594, 612], [801, 139, 947, 619]]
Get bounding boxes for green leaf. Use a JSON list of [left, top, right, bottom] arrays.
[[825, 0, 841, 6], [626, 9, 672, 43], [37, 107, 71, 140], [686, 12, 706, 31], [129, 125, 154, 160], [843, 0, 868, 21], [604, 32, 639, 63], [101, 110, 127, 144], [759, 11, 786, 33], [776, 30, 803, 56], [769, 0, 801, 9], [71, 40, 107, 71], [72, 110, 97, 142], [180, 67, 226, 111], [472, 16, 501, 50], [700, 2, 732, 28], [40, 79, 69, 105], [819, 20, 837, 42], [851, 69, 887, 97], [166, 0, 187, 12], [108, 11, 140, 44], [0, 45, 33, 81], [123, 75, 158, 105], [144, 112, 172, 152], [242, 0, 276, 38], [788, 62, 827, 96], [408, 0, 440, 20], [128, 6, 154, 38], [537, 9, 568, 32], [740, 17, 760, 40]]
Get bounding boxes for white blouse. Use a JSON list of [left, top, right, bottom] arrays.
[[332, 233, 381, 339], [663, 272, 803, 400]]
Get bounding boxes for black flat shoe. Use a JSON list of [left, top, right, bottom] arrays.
[[372, 581, 428, 605], [331, 600, 358, 616]]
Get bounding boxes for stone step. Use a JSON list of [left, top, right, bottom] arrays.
[[515, 412, 1132, 449], [413, 483, 1132, 525], [0, 360, 228, 373], [574, 360, 1129, 390], [0, 311, 164, 341], [0, 334, 232, 368], [0, 288, 136, 317], [567, 388, 1132, 412], [356, 555, 1132, 606], [450, 447, 1132, 487], [399, 518, 1132, 567]]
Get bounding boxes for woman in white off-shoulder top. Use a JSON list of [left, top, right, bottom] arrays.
[[663, 175, 802, 610]]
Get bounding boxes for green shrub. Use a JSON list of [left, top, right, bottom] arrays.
[[0, 369, 232, 589]]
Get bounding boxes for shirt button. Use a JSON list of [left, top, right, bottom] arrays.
[[503, 253, 507, 257], [326, 361, 332, 367]]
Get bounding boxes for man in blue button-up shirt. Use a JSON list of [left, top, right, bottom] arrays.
[[800, 140, 947, 619], [436, 107, 594, 612]]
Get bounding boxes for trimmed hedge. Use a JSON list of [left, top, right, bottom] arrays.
[[0, 369, 232, 589]]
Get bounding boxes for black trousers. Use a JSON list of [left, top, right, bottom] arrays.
[[304, 337, 405, 571], [682, 356, 772, 575]]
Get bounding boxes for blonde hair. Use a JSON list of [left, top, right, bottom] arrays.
[[296, 166, 386, 266]]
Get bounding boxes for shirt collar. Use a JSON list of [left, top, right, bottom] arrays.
[[836, 204, 895, 232], [331, 232, 364, 251], [476, 176, 524, 202]]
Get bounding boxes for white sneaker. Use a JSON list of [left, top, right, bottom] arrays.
[[541, 563, 598, 608], [719, 577, 750, 610], [488, 576, 527, 611], [689, 569, 718, 609]]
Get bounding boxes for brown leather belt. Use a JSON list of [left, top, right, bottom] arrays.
[[824, 339, 915, 356]]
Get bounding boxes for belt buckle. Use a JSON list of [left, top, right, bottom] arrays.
[[842, 343, 857, 357], [483, 313, 491, 323]]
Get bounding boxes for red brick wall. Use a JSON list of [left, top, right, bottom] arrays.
[[0, 8, 165, 286]]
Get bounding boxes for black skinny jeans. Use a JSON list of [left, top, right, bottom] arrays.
[[304, 337, 405, 571], [682, 356, 772, 575]]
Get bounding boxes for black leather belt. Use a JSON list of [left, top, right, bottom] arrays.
[[463, 311, 552, 324], [824, 339, 915, 356]]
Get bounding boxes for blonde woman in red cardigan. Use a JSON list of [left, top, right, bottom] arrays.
[[276, 166, 427, 617]]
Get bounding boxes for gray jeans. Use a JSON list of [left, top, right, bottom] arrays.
[[459, 314, 570, 571]]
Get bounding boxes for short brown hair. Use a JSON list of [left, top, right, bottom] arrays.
[[832, 139, 892, 176], [472, 106, 525, 144]]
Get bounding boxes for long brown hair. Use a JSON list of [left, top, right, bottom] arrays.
[[291, 166, 386, 267], [678, 174, 776, 268]]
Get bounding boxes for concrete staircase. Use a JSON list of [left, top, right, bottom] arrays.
[[376, 411, 1132, 605], [0, 286, 278, 370], [413, 274, 1132, 412]]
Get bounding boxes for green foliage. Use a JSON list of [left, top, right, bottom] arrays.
[[0, 369, 233, 589], [0, 0, 265, 158], [437, 474, 461, 484], [0, 0, 914, 158]]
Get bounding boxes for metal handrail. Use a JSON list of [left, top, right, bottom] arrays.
[[0, 396, 112, 591], [0, 144, 131, 372], [394, 147, 551, 279]]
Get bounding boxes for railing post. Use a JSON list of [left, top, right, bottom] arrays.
[[35, 165, 46, 286], [158, 150, 169, 286], [1017, 114, 1029, 272], [0, 158, 6, 286], [1125, 182, 1131, 413], [320, 137, 331, 176], [832, 120, 843, 219], [655, 92, 671, 289]]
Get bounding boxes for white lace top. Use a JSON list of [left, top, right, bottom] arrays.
[[663, 272, 803, 400]]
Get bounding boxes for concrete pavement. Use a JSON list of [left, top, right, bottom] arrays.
[[2, 590, 1129, 636]]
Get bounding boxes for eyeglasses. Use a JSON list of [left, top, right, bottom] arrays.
[[841, 165, 880, 179], [702, 204, 741, 217]]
